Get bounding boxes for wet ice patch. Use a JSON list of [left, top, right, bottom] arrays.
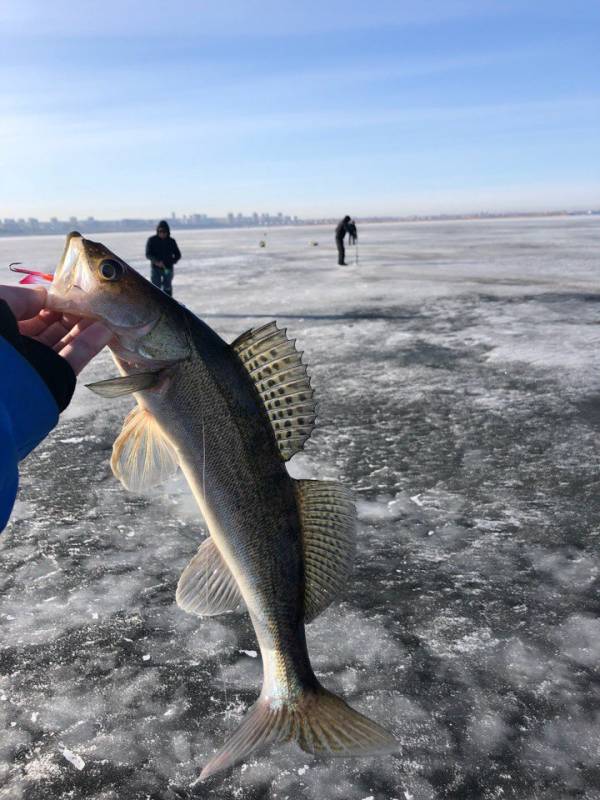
[[554, 614, 600, 668], [218, 653, 263, 690], [418, 614, 500, 660], [356, 492, 413, 521], [466, 712, 509, 756], [308, 607, 405, 674], [528, 547, 598, 589], [0, 571, 146, 647], [185, 618, 238, 658]]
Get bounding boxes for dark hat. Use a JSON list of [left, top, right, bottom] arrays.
[[157, 220, 170, 234]]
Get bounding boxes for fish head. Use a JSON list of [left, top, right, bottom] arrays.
[[48, 232, 191, 368]]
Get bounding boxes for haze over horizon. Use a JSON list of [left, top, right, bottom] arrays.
[[1, 0, 598, 220]]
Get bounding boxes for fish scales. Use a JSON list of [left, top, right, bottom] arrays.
[[142, 316, 313, 690]]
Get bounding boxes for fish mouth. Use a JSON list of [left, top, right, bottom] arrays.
[[47, 232, 98, 316]]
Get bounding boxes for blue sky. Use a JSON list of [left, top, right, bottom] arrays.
[[1, 0, 598, 219]]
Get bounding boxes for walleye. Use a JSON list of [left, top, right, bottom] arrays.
[[48, 232, 397, 779]]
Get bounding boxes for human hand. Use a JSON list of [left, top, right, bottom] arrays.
[[0, 285, 113, 375]]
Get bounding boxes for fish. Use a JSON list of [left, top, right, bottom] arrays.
[[47, 231, 398, 779]]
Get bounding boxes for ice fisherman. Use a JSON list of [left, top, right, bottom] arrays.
[[335, 215, 357, 265], [0, 284, 111, 532], [146, 220, 181, 297]]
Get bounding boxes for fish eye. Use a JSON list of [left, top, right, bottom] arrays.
[[100, 259, 123, 281]]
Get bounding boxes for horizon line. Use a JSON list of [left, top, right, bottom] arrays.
[[1, 207, 599, 239]]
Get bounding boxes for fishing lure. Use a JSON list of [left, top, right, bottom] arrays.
[[9, 262, 54, 285]]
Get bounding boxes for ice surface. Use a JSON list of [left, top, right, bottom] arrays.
[[1, 218, 600, 798]]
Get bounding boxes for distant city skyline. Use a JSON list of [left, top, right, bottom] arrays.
[[2, 207, 598, 239], [0, 210, 302, 236], [1, 1, 599, 218]]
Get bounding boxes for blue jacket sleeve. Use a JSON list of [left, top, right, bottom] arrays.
[[0, 336, 59, 531]]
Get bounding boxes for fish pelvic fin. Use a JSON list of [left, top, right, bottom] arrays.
[[111, 405, 179, 492], [199, 684, 398, 781], [86, 370, 161, 398], [295, 479, 356, 622]]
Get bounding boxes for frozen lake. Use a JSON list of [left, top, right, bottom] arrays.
[[1, 217, 600, 799]]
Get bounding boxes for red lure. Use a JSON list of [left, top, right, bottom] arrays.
[[9, 263, 54, 285]]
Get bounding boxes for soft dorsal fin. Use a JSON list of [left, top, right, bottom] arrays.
[[231, 322, 317, 460], [176, 537, 243, 616], [110, 406, 180, 492], [294, 479, 356, 622]]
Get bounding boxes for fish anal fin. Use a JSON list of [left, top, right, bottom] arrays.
[[231, 322, 317, 461], [176, 537, 243, 617], [86, 370, 161, 398], [199, 685, 397, 780], [295, 479, 356, 623], [110, 405, 179, 492]]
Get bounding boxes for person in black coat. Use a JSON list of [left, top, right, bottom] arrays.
[[146, 221, 181, 297], [347, 219, 358, 246], [335, 215, 355, 266]]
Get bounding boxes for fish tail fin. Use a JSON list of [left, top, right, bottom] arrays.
[[199, 697, 289, 781], [199, 684, 397, 780]]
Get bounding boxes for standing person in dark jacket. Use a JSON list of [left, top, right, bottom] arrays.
[[0, 285, 111, 532], [335, 215, 355, 266], [348, 219, 358, 246], [146, 220, 181, 297]]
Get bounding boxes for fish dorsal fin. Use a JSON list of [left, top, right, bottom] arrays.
[[110, 406, 179, 492], [176, 537, 243, 616], [231, 322, 317, 460], [294, 479, 356, 623]]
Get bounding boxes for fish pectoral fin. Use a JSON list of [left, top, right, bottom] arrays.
[[199, 684, 398, 780], [86, 370, 161, 398], [231, 321, 317, 461], [110, 405, 179, 492], [176, 537, 243, 616], [295, 479, 356, 623]]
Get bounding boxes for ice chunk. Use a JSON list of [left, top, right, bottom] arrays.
[[60, 746, 85, 770]]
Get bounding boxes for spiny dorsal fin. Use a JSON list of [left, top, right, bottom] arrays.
[[294, 479, 356, 622], [231, 322, 317, 461], [111, 406, 179, 492], [176, 537, 243, 616]]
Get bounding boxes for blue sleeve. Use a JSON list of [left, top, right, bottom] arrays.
[[0, 403, 19, 531], [0, 336, 59, 532]]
